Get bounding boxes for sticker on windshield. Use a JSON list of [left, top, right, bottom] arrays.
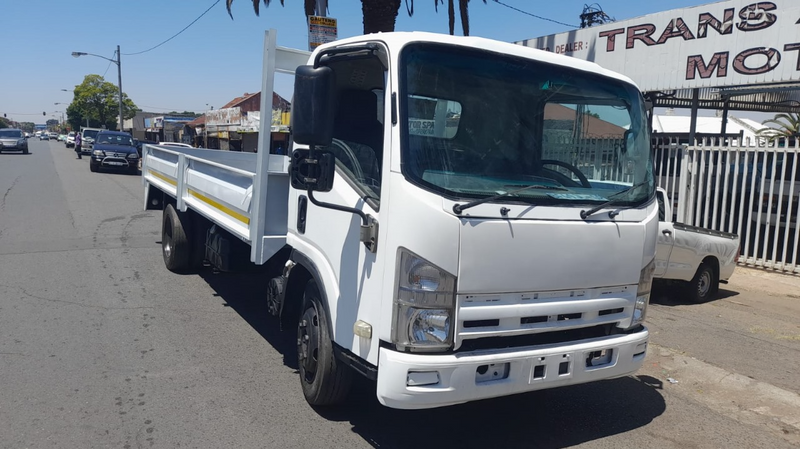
[[546, 193, 607, 201]]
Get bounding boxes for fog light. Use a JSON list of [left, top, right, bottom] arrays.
[[407, 371, 440, 387], [586, 349, 613, 367]]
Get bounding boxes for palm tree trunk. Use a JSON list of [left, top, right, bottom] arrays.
[[361, 0, 402, 34], [459, 0, 469, 36], [448, 0, 455, 35]]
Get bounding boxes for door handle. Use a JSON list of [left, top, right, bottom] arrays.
[[662, 229, 672, 236]]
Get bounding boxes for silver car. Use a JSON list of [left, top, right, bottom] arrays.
[[0, 128, 29, 154]]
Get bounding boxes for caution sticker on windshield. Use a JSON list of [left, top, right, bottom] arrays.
[[546, 193, 607, 201]]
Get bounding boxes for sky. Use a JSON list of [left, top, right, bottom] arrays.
[[1, 0, 728, 125]]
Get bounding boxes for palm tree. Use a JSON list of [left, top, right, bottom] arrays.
[[226, 0, 484, 35], [434, 0, 487, 36], [757, 113, 800, 141]]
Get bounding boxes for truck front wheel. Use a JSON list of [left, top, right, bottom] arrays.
[[162, 204, 191, 272], [687, 262, 715, 303], [297, 280, 352, 406]]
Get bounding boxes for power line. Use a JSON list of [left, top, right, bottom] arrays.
[[123, 0, 221, 56], [101, 50, 115, 78], [490, 0, 578, 28]]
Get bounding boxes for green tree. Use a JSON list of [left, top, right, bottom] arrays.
[[226, 0, 485, 36], [66, 74, 139, 131], [757, 113, 800, 141], [18, 122, 35, 133], [0, 117, 9, 128]]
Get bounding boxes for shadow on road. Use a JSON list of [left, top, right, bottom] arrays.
[[651, 281, 739, 306], [200, 269, 298, 370], [198, 270, 667, 449], [318, 374, 665, 449]]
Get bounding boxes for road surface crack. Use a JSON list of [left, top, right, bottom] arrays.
[[0, 282, 228, 314], [1, 176, 21, 212]]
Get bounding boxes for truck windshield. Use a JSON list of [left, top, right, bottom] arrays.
[[400, 44, 654, 207]]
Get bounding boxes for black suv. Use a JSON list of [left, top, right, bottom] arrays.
[[89, 131, 140, 174]]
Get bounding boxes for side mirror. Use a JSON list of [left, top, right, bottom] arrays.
[[623, 129, 634, 154], [290, 149, 336, 192], [292, 65, 336, 146]]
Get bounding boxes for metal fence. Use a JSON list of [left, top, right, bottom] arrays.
[[654, 137, 800, 274], [545, 137, 633, 184]]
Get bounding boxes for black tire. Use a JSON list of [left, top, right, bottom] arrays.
[[687, 262, 716, 303], [188, 212, 208, 269], [89, 162, 98, 172], [162, 204, 191, 273], [297, 280, 352, 406], [267, 276, 286, 317], [22, 148, 28, 155]]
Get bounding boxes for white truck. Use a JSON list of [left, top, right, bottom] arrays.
[[655, 188, 739, 302], [142, 30, 658, 409]]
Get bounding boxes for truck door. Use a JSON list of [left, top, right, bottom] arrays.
[[292, 49, 389, 364], [655, 189, 675, 277]]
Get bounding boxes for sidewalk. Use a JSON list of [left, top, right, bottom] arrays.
[[726, 266, 800, 298]]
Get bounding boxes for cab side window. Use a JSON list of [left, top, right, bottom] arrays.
[[325, 54, 386, 207]]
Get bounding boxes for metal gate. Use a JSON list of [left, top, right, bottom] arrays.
[[654, 137, 800, 274]]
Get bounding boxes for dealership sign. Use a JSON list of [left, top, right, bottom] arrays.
[[518, 0, 800, 91]]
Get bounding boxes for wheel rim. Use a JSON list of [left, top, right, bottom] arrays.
[[697, 270, 711, 297], [163, 216, 173, 259], [298, 305, 320, 384]]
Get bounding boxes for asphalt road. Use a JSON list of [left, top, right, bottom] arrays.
[[1, 138, 798, 448]]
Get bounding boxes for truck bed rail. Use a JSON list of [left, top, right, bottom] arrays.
[[142, 144, 290, 264]]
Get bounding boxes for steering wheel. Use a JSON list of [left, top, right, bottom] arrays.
[[330, 138, 364, 180], [541, 159, 592, 188]]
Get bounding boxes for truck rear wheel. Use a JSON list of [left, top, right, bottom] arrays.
[[162, 204, 191, 272], [297, 280, 352, 406], [687, 262, 715, 303]]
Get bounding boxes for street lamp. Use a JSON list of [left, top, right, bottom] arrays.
[[71, 46, 123, 132]]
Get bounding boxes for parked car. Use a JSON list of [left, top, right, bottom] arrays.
[[49, 132, 58, 140], [80, 127, 103, 155], [133, 139, 158, 156], [39, 133, 49, 140], [655, 188, 739, 302], [89, 130, 139, 174], [0, 128, 29, 154], [66, 132, 76, 148]]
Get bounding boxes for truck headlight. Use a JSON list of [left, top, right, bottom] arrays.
[[628, 258, 655, 329], [392, 249, 456, 352]]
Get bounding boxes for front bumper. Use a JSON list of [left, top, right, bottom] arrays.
[[376, 327, 649, 409], [92, 155, 137, 168]]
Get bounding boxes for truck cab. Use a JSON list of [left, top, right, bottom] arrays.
[[143, 31, 658, 409], [287, 33, 657, 408]]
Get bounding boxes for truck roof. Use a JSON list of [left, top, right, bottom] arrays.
[[315, 31, 640, 91]]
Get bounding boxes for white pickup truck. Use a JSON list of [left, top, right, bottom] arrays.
[[655, 188, 739, 302]]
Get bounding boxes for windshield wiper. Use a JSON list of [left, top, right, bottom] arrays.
[[579, 181, 650, 220], [452, 184, 567, 214]]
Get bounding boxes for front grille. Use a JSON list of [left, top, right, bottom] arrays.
[[456, 286, 635, 349], [457, 324, 619, 352]]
